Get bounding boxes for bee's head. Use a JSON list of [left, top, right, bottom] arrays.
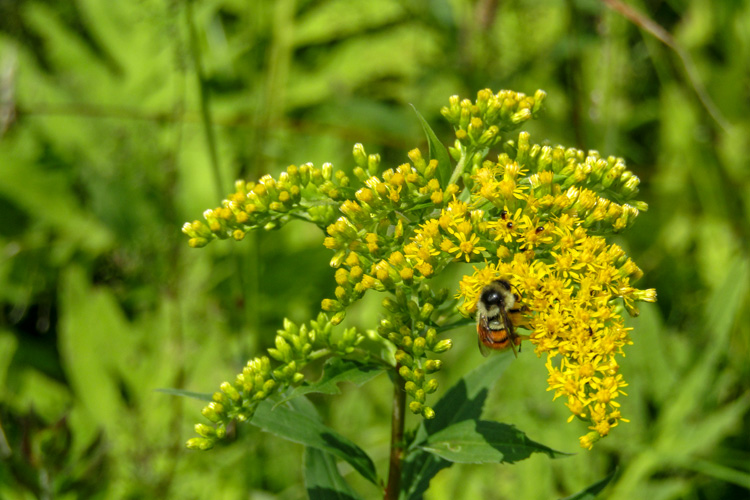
[[481, 288, 501, 305], [493, 279, 511, 291], [479, 280, 515, 308], [480, 279, 512, 306]]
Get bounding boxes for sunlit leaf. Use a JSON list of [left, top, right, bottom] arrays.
[[420, 420, 567, 464], [58, 267, 127, 433], [428, 353, 515, 436]]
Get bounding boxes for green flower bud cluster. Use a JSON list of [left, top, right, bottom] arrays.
[[461, 131, 647, 235], [182, 163, 355, 248], [501, 131, 647, 233], [441, 88, 547, 151], [186, 313, 364, 450], [320, 144, 463, 312], [377, 285, 452, 419]]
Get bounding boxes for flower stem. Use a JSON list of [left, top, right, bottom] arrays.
[[448, 145, 482, 187], [447, 152, 468, 187], [384, 362, 406, 500]]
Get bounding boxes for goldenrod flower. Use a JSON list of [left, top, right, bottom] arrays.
[[457, 214, 651, 447], [445, 232, 486, 262], [452, 124, 653, 447], [184, 88, 651, 452]]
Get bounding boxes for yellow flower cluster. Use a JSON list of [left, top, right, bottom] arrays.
[[457, 225, 654, 447], [319, 113, 654, 432], [183, 88, 655, 450], [320, 148, 460, 307], [429, 92, 654, 447], [451, 151, 656, 447], [182, 163, 350, 247], [441, 88, 547, 149]]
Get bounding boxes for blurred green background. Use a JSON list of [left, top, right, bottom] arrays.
[[1, 0, 749, 498]]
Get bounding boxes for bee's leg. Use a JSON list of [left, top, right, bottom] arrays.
[[514, 333, 531, 352], [509, 340, 519, 358]]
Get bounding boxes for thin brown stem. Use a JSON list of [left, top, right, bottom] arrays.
[[384, 362, 406, 500]]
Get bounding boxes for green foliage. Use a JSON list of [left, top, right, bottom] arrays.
[[419, 420, 565, 464], [253, 397, 380, 486], [1, 0, 750, 499], [400, 354, 514, 500]]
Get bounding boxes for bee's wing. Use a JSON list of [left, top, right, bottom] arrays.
[[477, 333, 491, 357], [477, 317, 492, 357], [499, 309, 519, 358]]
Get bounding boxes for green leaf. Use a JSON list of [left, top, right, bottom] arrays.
[[305, 447, 364, 500], [420, 420, 567, 464], [559, 469, 617, 500], [154, 387, 213, 402], [279, 359, 384, 405], [410, 104, 453, 188], [659, 257, 749, 449], [400, 354, 515, 500], [58, 267, 128, 435], [703, 256, 748, 348], [425, 352, 515, 436], [252, 398, 379, 486]]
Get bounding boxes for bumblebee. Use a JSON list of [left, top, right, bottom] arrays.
[[476, 279, 527, 357]]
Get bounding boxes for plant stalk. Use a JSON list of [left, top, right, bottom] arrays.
[[384, 362, 406, 500]]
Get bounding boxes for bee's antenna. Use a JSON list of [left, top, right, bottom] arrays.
[[509, 281, 523, 299]]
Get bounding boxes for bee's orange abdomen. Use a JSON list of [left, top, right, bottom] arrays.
[[478, 327, 519, 350]]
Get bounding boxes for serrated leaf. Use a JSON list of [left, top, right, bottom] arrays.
[[279, 359, 384, 405], [400, 355, 515, 500], [252, 398, 379, 486], [410, 104, 453, 187], [420, 420, 568, 464], [559, 469, 617, 500], [305, 447, 364, 500], [154, 387, 213, 402]]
